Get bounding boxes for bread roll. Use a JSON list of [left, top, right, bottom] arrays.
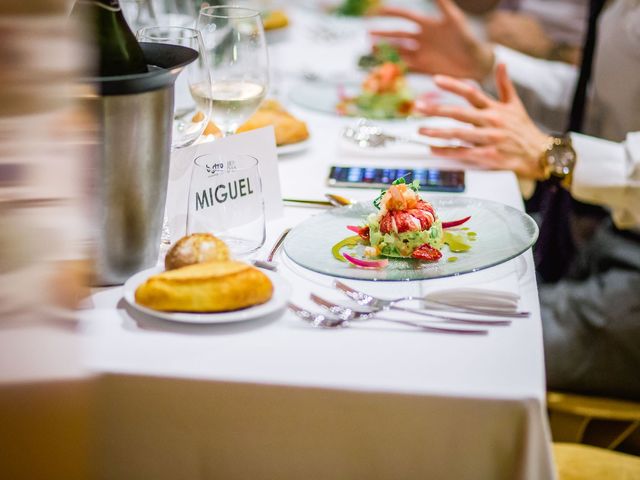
[[165, 233, 230, 271], [135, 261, 273, 312], [197, 99, 309, 146]]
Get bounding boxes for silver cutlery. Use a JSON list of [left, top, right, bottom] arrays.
[[252, 228, 291, 271], [311, 293, 505, 328], [289, 302, 487, 335], [333, 280, 524, 321], [343, 121, 436, 149]]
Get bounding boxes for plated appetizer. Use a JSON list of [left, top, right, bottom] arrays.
[[333, 178, 471, 269], [336, 62, 415, 119]]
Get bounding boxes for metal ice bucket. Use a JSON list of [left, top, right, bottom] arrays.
[[90, 43, 197, 285]]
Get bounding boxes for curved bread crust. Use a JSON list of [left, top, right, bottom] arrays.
[[164, 233, 230, 271], [238, 109, 309, 146], [135, 261, 273, 312], [202, 100, 309, 146]]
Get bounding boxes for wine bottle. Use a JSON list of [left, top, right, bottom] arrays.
[[72, 0, 148, 77]]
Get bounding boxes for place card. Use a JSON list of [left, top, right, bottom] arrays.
[[166, 127, 283, 240]]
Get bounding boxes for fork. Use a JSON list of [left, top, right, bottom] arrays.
[[288, 303, 487, 335], [252, 228, 291, 271], [310, 294, 508, 327], [333, 280, 530, 318]]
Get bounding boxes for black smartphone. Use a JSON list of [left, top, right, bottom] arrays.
[[327, 166, 465, 193]]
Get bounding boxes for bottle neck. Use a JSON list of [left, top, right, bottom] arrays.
[[78, 0, 121, 12]]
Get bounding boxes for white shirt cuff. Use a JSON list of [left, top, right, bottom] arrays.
[[571, 132, 640, 230]]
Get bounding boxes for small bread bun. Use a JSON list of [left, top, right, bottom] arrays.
[[135, 261, 273, 312], [165, 233, 230, 271]]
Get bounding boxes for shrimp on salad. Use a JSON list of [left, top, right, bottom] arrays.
[[338, 177, 472, 268], [364, 180, 444, 260]]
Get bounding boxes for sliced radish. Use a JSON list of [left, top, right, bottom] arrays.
[[343, 252, 389, 269], [442, 216, 471, 229]]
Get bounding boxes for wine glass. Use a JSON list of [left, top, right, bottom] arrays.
[[197, 5, 269, 137], [137, 26, 211, 149], [137, 26, 212, 248]]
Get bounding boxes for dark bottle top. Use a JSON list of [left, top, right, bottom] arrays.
[[73, 0, 148, 77]]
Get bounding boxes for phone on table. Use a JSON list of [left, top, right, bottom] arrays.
[[327, 166, 465, 193]]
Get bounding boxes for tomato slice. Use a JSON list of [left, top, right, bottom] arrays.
[[411, 243, 442, 262]]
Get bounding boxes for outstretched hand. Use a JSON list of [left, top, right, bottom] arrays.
[[370, 0, 494, 81], [417, 64, 550, 180]]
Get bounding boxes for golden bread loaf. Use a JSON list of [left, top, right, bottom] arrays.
[[164, 233, 230, 271], [199, 99, 309, 146], [262, 10, 289, 30], [135, 261, 273, 312]]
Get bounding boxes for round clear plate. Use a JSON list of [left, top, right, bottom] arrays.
[[123, 267, 291, 324], [283, 197, 539, 281]]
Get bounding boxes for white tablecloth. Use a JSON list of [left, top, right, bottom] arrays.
[[81, 6, 555, 480]]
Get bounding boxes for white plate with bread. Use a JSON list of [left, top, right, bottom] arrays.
[[122, 233, 291, 324], [123, 266, 291, 324]]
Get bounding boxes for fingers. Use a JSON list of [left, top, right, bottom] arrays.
[[373, 6, 435, 26], [434, 0, 465, 22], [433, 75, 493, 108], [419, 126, 505, 145], [495, 63, 518, 103], [416, 104, 488, 127], [369, 30, 418, 40]]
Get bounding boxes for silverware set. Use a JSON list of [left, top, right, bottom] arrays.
[[259, 226, 527, 336]]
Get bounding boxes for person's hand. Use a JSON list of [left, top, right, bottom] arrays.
[[416, 64, 551, 180], [486, 11, 553, 59], [370, 0, 494, 81]]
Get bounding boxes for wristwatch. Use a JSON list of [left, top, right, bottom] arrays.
[[539, 135, 577, 181]]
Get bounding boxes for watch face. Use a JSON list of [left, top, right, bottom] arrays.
[[548, 143, 576, 177]]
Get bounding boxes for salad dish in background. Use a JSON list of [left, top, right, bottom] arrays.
[[336, 62, 417, 119], [357, 42, 404, 70]]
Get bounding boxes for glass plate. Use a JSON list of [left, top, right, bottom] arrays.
[[283, 197, 539, 281]]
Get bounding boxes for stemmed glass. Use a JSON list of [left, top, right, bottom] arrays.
[[137, 26, 212, 247], [197, 5, 269, 137], [137, 26, 211, 149]]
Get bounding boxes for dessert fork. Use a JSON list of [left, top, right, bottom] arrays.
[[333, 280, 529, 318], [288, 303, 487, 335]]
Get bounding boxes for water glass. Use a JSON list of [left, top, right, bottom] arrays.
[[187, 154, 265, 255]]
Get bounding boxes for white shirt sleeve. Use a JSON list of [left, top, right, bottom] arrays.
[[485, 46, 579, 132], [570, 132, 640, 230]]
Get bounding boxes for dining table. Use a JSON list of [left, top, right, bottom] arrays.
[[80, 4, 556, 480]]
